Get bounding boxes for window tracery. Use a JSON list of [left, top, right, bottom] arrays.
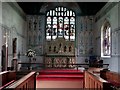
[[101, 20, 111, 57], [46, 7, 75, 41]]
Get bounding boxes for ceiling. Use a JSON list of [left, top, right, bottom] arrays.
[[17, 2, 107, 15]]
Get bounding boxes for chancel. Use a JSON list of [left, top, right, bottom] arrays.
[[0, 1, 120, 90]]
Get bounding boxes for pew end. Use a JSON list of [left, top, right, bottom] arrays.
[[84, 70, 111, 90], [5, 72, 36, 90]]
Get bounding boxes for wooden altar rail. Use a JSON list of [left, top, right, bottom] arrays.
[[18, 63, 109, 66], [0, 71, 16, 90], [5, 72, 36, 90], [72, 64, 109, 70], [18, 62, 109, 70], [84, 70, 111, 90]]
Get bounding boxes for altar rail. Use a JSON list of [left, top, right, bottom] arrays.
[[18, 62, 109, 71], [5, 72, 36, 90], [84, 70, 111, 89]]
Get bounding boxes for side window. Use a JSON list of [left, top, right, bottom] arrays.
[[101, 20, 111, 58]]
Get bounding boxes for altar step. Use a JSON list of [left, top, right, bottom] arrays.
[[38, 74, 84, 78], [39, 69, 83, 73], [37, 69, 84, 80]]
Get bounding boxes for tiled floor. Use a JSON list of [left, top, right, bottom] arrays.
[[36, 80, 83, 88]]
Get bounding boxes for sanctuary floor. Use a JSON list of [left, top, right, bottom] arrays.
[[36, 80, 83, 88], [36, 69, 84, 89]]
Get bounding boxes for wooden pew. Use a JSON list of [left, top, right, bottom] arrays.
[[84, 70, 111, 90], [5, 72, 36, 90], [0, 71, 16, 90], [16, 71, 31, 80], [100, 70, 120, 89]]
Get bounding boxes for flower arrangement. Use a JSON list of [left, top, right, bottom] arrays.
[[25, 49, 36, 57]]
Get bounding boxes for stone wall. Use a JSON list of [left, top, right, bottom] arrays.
[[0, 2, 27, 71], [94, 2, 119, 72]]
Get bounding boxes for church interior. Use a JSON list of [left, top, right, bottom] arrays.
[[0, 1, 120, 90]]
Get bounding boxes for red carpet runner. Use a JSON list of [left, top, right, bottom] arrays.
[[36, 69, 84, 88], [36, 69, 84, 90], [36, 69, 84, 81]]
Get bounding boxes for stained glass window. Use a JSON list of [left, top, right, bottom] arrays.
[[46, 7, 75, 41], [101, 21, 111, 57]]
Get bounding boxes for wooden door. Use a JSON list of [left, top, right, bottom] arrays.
[[1, 45, 6, 71]]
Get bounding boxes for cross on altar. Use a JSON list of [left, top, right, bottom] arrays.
[[4, 32, 9, 47]]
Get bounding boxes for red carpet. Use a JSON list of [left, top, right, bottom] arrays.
[[36, 77, 84, 81], [36, 69, 84, 88], [36, 69, 84, 81]]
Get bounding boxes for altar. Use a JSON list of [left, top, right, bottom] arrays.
[[44, 38, 76, 68]]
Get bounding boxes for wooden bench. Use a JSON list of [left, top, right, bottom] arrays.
[[100, 70, 120, 89], [0, 80, 15, 90], [84, 70, 111, 89], [0, 71, 16, 90], [5, 72, 36, 90]]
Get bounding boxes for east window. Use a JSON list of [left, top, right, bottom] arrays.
[[46, 7, 75, 41]]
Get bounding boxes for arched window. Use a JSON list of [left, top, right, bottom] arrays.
[[46, 7, 75, 41], [101, 20, 111, 57]]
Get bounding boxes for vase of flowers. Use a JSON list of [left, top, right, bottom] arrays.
[[26, 49, 36, 57], [25, 49, 36, 70]]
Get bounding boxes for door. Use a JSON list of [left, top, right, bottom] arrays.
[[1, 45, 6, 71]]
